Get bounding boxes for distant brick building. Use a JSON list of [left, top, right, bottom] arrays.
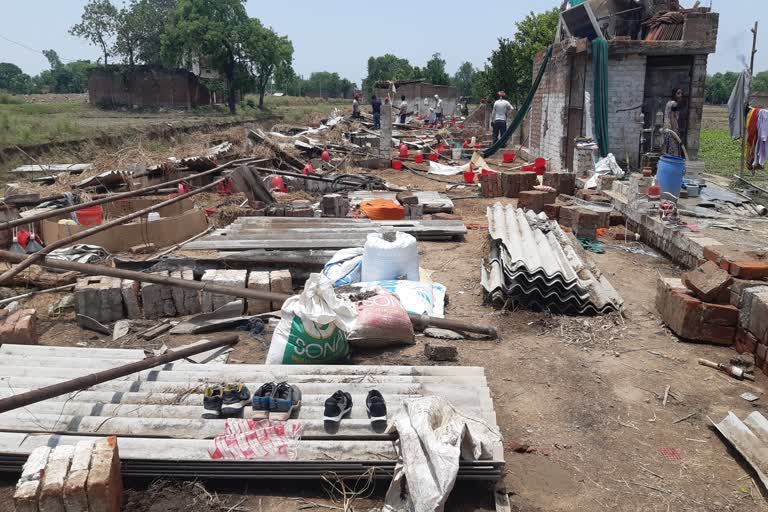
[[88, 67, 213, 110], [528, 6, 719, 171]]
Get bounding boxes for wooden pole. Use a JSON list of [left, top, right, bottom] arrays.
[[0, 251, 499, 339], [0, 178, 224, 285], [0, 157, 260, 231], [740, 21, 759, 176]]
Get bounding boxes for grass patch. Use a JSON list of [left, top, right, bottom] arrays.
[[699, 128, 742, 177], [0, 92, 22, 105]]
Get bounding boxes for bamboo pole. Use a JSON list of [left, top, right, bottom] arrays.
[[0, 251, 499, 339], [0, 157, 260, 232], [0, 178, 224, 285], [0, 336, 239, 414], [740, 21, 759, 176]]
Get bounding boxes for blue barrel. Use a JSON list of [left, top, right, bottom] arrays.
[[657, 155, 686, 198]]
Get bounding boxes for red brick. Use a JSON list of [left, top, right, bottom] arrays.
[[682, 261, 733, 303], [12, 314, 38, 345], [518, 190, 551, 213], [730, 261, 768, 280], [701, 303, 739, 326], [703, 246, 725, 264], [698, 323, 736, 346], [480, 173, 503, 198], [87, 436, 122, 512], [736, 328, 759, 354], [543, 203, 561, 220]]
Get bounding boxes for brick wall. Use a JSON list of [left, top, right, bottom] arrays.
[[605, 54, 647, 168], [530, 47, 571, 172], [88, 68, 212, 109], [687, 54, 708, 159]]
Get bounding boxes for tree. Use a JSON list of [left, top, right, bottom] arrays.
[[244, 20, 294, 108], [162, 0, 251, 114], [70, 0, 118, 67], [754, 71, 768, 94], [477, 9, 559, 107], [113, 6, 141, 66], [704, 72, 739, 104], [364, 54, 414, 92], [32, 51, 93, 93], [423, 53, 450, 86], [129, 0, 178, 65], [0, 63, 32, 94], [453, 61, 477, 98]]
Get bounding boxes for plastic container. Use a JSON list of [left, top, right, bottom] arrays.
[[391, 160, 403, 170], [414, 154, 424, 164], [361, 232, 420, 282], [534, 158, 547, 169], [481, 168, 496, 176], [75, 206, 103, 226], [657, 154, 686, 198], [429, 153, 439, 162], [271, 176, 287, 192], [463, 170, 476, 184], [451, 147, 462, 160], [147, 212, 161, 222], [399, 144, 409, 159], [503, 152, 516, 163]]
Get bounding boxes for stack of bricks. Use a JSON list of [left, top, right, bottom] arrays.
[[656, 261, 742, 346], [575, 189, 612, 204], [518, 190, 557, 214], [557, 205, 610, 240], [75, 277, 124, 325], [201, 269, 248, 313], [14, 437, 122, 512], [247, 269, 293, 314], [170, 269, 201, 316], [320, 194, 350, 218], [542, 172, 576, 196], [501, 172, 537, 198], [140, 271, 177, 320], [267, 200, 314, 217], [0, 308, 38, 344], [480, 173, 503, 198]]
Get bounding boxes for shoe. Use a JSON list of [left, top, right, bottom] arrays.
[[366, 390, 387, 426], [221, 383, 250, 416], [270, 382, 302, 421], [202, 385, 223, 419], [323, 390, 352, 423], [252, 382, 276, 419]]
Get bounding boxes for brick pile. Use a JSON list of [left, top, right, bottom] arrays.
[[518, 190, 557, 214], [480, 173, 503, 198], [556, 205, 610, 240], [657, 253, 768, 352], [0, 308, 38, 344], [14, 437, 122, 512], [501, 172, 538, 198], [542, 172, 576, 196]]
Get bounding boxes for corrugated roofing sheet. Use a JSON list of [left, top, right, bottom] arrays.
[[481, 204, 623, 315]]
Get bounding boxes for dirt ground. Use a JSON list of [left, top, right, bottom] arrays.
[[3, 137, 768, 512]]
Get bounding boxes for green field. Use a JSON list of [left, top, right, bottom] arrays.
[[0, 94, 350, 148], [699, 105, 742, 177]]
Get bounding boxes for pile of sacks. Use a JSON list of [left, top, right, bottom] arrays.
[[266, 232, 446, 365]]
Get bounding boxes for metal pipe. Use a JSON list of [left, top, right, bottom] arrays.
[[0, 283, 76, 306], [0, 336, 239, 414], [0, 251, 499, 338], [0, 178, 224, 285], [0, 157, 260, 231]]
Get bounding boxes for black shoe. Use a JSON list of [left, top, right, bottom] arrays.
[[323, 390, 352, 423], [203, 385, 223, 419], [252, 382, 276, 419], [366, 390, 387, 427], [221, 384, 250, 416], [270, 382, 301, 421]]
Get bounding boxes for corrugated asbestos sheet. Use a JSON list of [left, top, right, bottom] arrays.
[[481, 204, 623, 315], [183, 217, 467, 251], [0, 344, 503, 481], [713, 411, 768, 489]]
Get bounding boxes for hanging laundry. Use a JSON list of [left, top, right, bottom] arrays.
[[753, 109, 768, 168]]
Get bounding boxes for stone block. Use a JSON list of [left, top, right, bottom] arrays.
[[682, 261, 733, 303], [201, 269, 247, 313], [246, 271, 271, 315], [700, 303, 739, 327], [730, 278, 768, 307], [140, 272, 176, 320], [739, 287, 768, 330], [558, 205, 580, 228], [518, 190, 551, 214], [597, 175, 616, 192], [0, 309, 38, 345], [39, 445, 75, 512], [270, 270, 293, 311], [543, 172, 576, 195], [404, 204, 424, 220], [747, 290, 768, 344], [63, 441, 94, 512], [170, 269, 201, 316], [543, 203, 561, 220], [321, 194, 350, 218], [120, 280, 141, 319], [86, 437, 122, 512], [424, 343, 458, 362], [735, 328, 758, 355], [75, 277, 124, 324]]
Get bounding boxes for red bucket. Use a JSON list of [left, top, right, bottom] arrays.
[[522, 165, 535, 172], [503, 152, 516, 163], [534, 158, 547, 169], [75, 206, 103, 226], [481, 168, 497, 176], [414, 154, 424, 164], [391, 160, 403, 170], [429, 153, 439, 162], [463, 171, 476, 184]]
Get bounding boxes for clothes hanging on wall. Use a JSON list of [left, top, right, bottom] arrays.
[[745, 107, 768, 170]]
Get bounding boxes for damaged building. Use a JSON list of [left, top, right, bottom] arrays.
[[528, 0, 718, 172]]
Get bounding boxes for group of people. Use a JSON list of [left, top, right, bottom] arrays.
[[352, 93, 445, 129], [350, 89, 515, 144]]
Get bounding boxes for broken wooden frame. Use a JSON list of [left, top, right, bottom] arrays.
[[0, 251, 498, 339]]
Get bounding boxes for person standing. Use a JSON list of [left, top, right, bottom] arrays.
[[433, 94, 444, 128], [490, 91, 514, 144], [663, 87, 684, 157], [352, 93, 361, 119], [398, 95, 408, 124], [371, 95, 382, 129]]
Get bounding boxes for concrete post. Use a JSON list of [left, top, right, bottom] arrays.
[[380, 103, 393, 161]]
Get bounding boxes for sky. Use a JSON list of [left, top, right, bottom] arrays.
[[1, 0, 766, 83]]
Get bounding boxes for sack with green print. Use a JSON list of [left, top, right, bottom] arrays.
[[266, 274, 357, 365]]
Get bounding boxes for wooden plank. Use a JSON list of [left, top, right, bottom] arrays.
[[12, 164, 92, 174]]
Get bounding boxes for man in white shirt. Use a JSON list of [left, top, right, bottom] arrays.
[[433, 94, 444, 128], [491, 91, 514, 144], [399, 95, 408, 124]]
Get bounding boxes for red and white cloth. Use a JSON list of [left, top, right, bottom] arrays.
[[208, 419, 302, 460]]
